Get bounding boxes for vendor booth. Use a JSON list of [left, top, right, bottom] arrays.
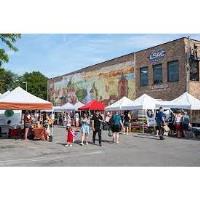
[[74, 101, 85, 111], [128, 94, 158, 132], [105, 96, 136, 111], [79, 100, 105, 111], [0, 87, 53, 141], [157, 92, 200, 110]]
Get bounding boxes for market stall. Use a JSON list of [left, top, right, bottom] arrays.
[[79, 100, 105, 111], [157, 92, 200, 110], [74, 101, 85, 111], [130, 94, 160, 132], [105, 96, 136, 111], [0, 87, 53, 140]]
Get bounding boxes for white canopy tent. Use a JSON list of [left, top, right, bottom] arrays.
[[157, 92, 200, 110], [0, 91, 11, 100], [105, 96, 136, 111], [0, 87, 52, 110], [132, 94, 160, 110], [61, 102, 75, 111], [74, 101, 85, 111]]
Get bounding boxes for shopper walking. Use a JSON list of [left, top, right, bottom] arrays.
[[91, 111, 103, 146], [110, 112, 124, 144], [155, 107, 166, 140], [80, 113, 90, 145]]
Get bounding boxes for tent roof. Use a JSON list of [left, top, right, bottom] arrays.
[[0, 87, 52, 110], [0, 91, 11, 99], [160, 92, 200, 110], [74, 101, 85, 111], [132, 94, 160, 110], [61, 102, 75, 110], [105, 96, 136, 111], [79, 100, 105, 111]]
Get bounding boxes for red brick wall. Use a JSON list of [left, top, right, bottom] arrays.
[[135, 38, 187, 100]]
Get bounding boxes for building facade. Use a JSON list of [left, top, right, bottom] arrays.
[[135, 37, 200, 100], [48, 54, 135, 105], [48, 37, 200, 106]]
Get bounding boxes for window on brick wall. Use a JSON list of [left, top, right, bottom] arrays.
[[140, 66, 148, 86], [190, 60, 199, 81], [153, 64, 163, 84], [167, 60, 179, 82]]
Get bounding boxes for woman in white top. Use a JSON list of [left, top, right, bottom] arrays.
[[175, 112, 183, 138]]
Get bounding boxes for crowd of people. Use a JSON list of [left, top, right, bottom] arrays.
[[155, 107, 192, 140], [19, 107, 193, 144], [64, 110, 133, 147], [23, 111, 53, 140]]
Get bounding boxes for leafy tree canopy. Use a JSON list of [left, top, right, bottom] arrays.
[[19, 71, 48, 100], [0, 34, 21, 66]]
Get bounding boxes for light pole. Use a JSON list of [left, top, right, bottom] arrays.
[[23, 81, 28, 91]]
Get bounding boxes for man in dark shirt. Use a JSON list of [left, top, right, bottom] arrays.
[[91, 110, 103, 146], [155, 107, 166, 140]]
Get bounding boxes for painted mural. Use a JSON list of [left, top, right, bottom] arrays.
[[48, 62, 135, 106]]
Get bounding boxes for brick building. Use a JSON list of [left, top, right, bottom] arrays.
[[135, 37, 200, 100], [48, 54, 135, 106], [48, 37, 200, 106]]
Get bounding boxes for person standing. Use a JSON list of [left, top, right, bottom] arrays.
[[91, 110, 103, 146], [175, 111, 183, 138], [123, 111, 131, 135], [24, 111, 32, 140], [155, 107, 166, 140], [65, 126, 75, 147], [75, 112, 80, 127], [80, 113, 90, 145], [111, 112, 124, 144], [182, 111, 191, 138]]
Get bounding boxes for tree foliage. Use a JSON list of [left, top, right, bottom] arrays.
[[0, 67, 18, 93], [19, 71, 48, 100], [0, 34, 21, 66]]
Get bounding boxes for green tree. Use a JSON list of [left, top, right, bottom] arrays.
[[0, 34, 21, 66], [0, 67, 18, 93], [20, 71, 48, 100]]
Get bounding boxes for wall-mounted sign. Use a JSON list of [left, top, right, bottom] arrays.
[[149, 49, 166, 63]]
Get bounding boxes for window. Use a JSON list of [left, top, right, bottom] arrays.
[[167, 61, 179, 82], [190, 60, 199, 81], [140, 67, 148, 86], [153, 64, 163, 84]]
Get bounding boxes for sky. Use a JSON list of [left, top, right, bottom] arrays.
[[2, 34, 200, 78]]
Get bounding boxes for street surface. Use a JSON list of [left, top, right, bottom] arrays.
[[0, 127, 199, 166]]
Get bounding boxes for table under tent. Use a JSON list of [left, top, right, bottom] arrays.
[[0, 87, 53, 141]]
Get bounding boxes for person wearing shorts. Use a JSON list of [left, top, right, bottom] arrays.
[[80, 113, 90, 145], [123, 111, 131, 135], [111, 112, 124, 144]]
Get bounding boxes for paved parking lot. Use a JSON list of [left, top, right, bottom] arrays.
[[0, 127, 200, 166]]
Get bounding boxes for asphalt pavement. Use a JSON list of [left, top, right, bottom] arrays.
[[0, 127, 199, 166]]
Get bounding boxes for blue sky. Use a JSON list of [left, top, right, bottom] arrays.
[[3, 34, 200, 78]]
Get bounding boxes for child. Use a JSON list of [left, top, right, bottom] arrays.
[[65, 125, 75, 147]]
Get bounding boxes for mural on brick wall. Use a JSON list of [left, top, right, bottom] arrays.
[[48, 64, 135, 106]]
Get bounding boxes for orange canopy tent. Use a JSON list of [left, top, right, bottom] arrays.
[[78, 100, 105, 111], [0, 87, 52, 110]]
